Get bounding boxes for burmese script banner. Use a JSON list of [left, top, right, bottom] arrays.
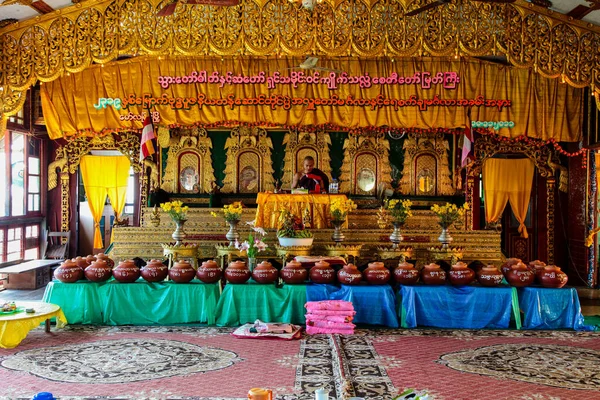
[[41, 57, 582, 141]]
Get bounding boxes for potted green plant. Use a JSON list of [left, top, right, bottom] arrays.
[[277, 208, 313, 247]]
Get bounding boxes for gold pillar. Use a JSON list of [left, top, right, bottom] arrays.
[[547, 177, 556, 264]]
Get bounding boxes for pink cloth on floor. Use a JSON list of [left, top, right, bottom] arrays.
[[305, 309, 356, 316], [307, 320, 356, 329], [305, 300, 354, 311], [305, 314, 353, 323], [306, 325, 354, 335]]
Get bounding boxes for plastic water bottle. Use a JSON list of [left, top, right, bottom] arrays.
[[329, 178, 339, 194], [315, 388, 329, 400]]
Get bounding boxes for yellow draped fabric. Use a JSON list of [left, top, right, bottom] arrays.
[[80, 155, 131, 249], [41, 57, 582, 142], [483, 158, 534, 238], [255, 193, 348, 229], [0, 303, 67, 349]]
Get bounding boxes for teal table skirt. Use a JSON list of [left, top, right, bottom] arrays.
[[399, 284, 521, 329], [215, 282, 308, 326], [43, 279, 220, 325]]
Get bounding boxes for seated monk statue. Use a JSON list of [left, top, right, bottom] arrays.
[[292, 156, 329, 193]]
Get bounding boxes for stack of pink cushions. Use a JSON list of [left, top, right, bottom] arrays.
[[305, 300, 356, 335]]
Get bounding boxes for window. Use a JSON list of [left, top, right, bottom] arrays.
[[0, 131, 44, 261], [124, 167, 135, 216]]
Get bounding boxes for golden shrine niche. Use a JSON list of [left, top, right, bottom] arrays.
[[47, 133, 144, 233], [222, 126, 275, 193], [281, 130, 332, 189], [339, 132, 392, 195], [161, 126, 215, 194], [398, 132, 455, 196]]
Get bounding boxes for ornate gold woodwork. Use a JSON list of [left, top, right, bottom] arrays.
[[47, 132, 145, 233], [160, 126, 215, 194], [398, 132, 455, 196], [222, 126, 275, 193], [1, 0, 600, 124], [547, 177, 555, 264], [281, 130, 332, 189], [339, 132, 391, 195]]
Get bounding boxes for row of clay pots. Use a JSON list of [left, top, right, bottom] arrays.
[[501, 258, 568, 288], [54, 254, 115, 283]]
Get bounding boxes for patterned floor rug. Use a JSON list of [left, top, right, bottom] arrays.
[[0, 326, 599, 400]]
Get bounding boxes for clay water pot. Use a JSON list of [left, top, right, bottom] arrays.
[[113, 259, 141, 283], [252, 261, 279, 284], [363, 261, 391, 284], [393, 261, 419, 285], [84, 259, 112, 282], [85, 254, 97, 265], [501, 258, 522, 276], [337, 264, 362, 285], [539, 265, 568, 288], [95, 253, 115, 268], [310, 260, 336, 284], [477, 265, 504, 287], [169, 260, 196, 283], [421, 263, 447, 285], [280, 261, 307, 284], [225, 260, 251, 284], [468, 260, 486, 275], [505, 261, 535, 287], [448, 261, 476, 286], [141, 259, 168, 282], [54, 259, 84, 283], [73, 256, 92, 271], [529, 260, 548, 282], [197, 260, 222, 283]]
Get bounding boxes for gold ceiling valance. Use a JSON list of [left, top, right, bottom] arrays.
[[0, 0, 598, 131], [39, 57, 583, 141]]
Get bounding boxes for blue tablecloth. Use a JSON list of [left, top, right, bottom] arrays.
[[399, 284, 521, 329], [328, 284, 399, 328], [518, 287, 594, 331]]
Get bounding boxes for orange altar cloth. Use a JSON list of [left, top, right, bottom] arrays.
[[254, 193, 348, 229]]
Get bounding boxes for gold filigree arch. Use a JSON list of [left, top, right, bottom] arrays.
[[161, 126, 215, 194], [222, 126, 275, 193], [398, 131, 455, 196], [2, 0, 600, 125], [339, 132, 391, 195], [46, 132, 146, 233], [281, 130, 332, 189]]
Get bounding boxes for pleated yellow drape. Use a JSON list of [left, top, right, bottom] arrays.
[[81, 155, 131, 249], [41, 57, 583, 142], [482, 158, 534, 238]]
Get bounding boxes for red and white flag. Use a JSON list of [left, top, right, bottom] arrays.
[[139, 116, 156, 161], [461, 113, 473, 168]]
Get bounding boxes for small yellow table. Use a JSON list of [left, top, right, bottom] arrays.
[[0, 301, 67, 349], [254, 193, 348, 229]]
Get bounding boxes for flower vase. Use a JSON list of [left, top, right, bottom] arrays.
[[172, 219, 187, 246], [438, 224, 453, 249], [226, 219, 240, 246], [331, 220, 345, 246], [248, 257, 257, 273], [389, 221, 404, 248]]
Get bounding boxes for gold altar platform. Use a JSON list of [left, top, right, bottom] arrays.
[[110, 207, 503, 268]]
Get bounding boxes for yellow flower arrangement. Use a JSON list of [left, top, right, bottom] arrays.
[[160, 201, 189, 222], [211, 201, 243, 222], [330, 199, 357, 222], [430, 202, 470, 228], [385, 198, 413, 224]]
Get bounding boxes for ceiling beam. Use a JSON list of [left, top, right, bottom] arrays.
[[29, 0, 53, 14]]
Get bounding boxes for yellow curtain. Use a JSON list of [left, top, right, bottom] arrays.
[[81, 155, 131, 249], [41, 57, 582, 142], [483, 158, 534, 238]]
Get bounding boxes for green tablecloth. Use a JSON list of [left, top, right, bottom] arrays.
[[215, 282, 307, 326], [43, 279, 220, 325], [42, 280, 106, 324]]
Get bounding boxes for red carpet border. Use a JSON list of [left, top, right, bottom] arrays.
[[0, 326, 599, 400]]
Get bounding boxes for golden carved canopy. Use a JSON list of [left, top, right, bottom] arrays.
[[1, 0, 600, 130]]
